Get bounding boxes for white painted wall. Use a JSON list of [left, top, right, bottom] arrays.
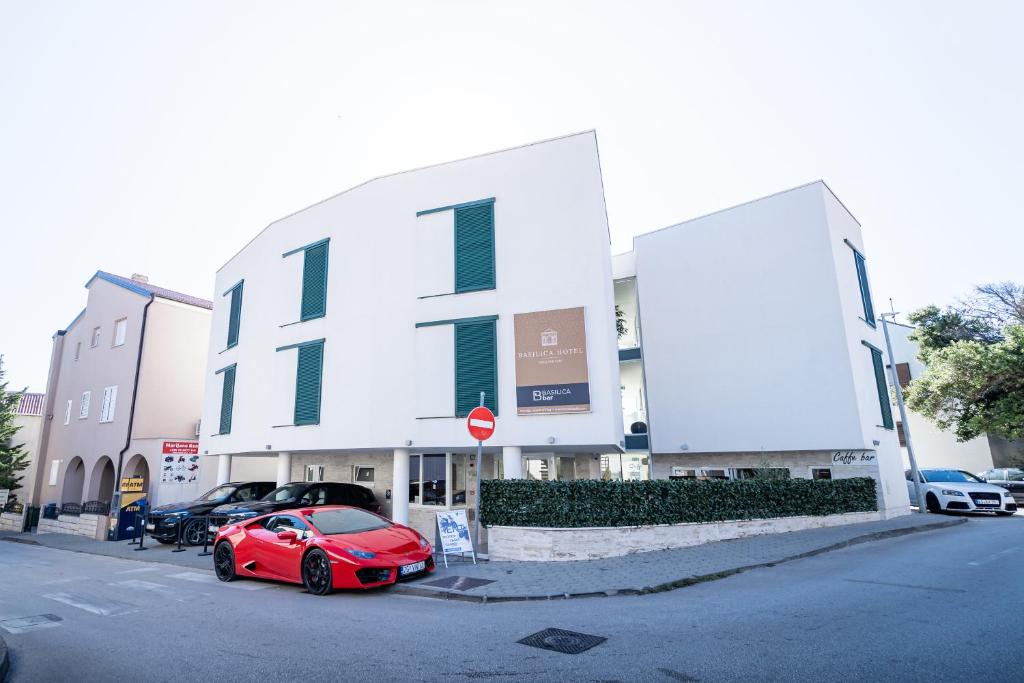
[[200, 132, 623, 457]]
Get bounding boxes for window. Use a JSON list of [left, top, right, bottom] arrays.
[[408, 453, 467, 507], [863, 341, 894, 429], [307, 508, 390, 535], [64, 399, 72, 425], [305, 465, 325, 482], [276, 339, 325, 425], [811, 468, 833, 480], [91, 327, 101, 347], [454, 318, 497, 417], [298, 486, 328, 505], [79, 391, 91, 419], [733, 467, 791, 480], [216, 364, 236, 434], [851, 246, 876, 327], [74, 342, 81, 360], [112, 318, 127, 347], [354, 466, 374, 483], [99, 386, 118, 423], [896, 421, 907, 447], [261, 515, 310, 536], [282, 239, 329, 322], [416, 198, 496, 295], [224, 281, 243, 348], [895, 362, 911, 388]]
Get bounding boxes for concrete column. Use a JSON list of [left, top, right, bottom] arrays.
[[502, 446, 523, 479], [216, 454, 233, 485], [392, 448, 410, 525], [276, 452, 292, 488]]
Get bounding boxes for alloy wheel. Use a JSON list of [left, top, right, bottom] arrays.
[[303, 550, 332, 595]]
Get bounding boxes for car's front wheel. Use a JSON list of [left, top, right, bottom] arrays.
[[214, 542, 237, 582], [302, 549, 334, 596], [925, 493, 942, 513]]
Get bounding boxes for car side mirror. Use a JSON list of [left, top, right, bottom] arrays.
[[277, 530, 298, 542]]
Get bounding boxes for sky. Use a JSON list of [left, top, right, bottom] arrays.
[[1, 1, 1021, 392]]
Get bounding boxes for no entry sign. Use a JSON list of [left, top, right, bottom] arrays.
[[466, 406, 496, 441]]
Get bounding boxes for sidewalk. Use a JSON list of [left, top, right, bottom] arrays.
[[394, 514, 965, 602], [1, 514, 964, 602]]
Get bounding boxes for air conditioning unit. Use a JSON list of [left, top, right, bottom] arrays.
[[194, 420, 202, 437]]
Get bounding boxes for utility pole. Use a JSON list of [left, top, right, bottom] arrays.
[[880, 312, 925, 512]]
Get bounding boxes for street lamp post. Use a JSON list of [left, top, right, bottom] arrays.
[[880, 313, 925, 513]]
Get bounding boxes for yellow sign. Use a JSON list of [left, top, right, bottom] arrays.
[[120, 477, 144, 493]]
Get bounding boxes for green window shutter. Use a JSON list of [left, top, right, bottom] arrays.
[[219, 366, 236, 434], [294, 341, 324, 425], [868, 346, 894, 429], [226, 283, 243, 348], [854, 251, 876, 327], [455, 320, 497, 417], [455, 202, 495, 293], [301, 241, 329, 321]]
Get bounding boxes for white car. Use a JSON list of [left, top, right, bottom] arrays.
[[905, 468, 1017, 516]]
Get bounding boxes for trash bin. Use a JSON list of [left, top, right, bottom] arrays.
[[43, 503, 58, 520]]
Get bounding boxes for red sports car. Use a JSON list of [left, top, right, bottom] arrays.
[[212, 505, 435, 594]]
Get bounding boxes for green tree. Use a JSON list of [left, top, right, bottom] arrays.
[[0, 365, 31, 499], [904, 283, 1024, 443]]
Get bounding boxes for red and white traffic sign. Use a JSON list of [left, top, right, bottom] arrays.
[[466, 406, 496, 441]]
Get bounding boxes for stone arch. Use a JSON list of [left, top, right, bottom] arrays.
[[61, 456, 86, 504], [87, 456, 116, 502]]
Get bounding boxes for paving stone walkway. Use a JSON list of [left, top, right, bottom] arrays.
[[1, 514, 965, 602], [394, 514, 965, 602]]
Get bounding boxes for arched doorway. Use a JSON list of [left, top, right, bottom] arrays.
[[87, 456, 116, 503], [62, 457, 86, 504], [122, 454, 150, 496]]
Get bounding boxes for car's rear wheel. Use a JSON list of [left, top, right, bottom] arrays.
[[214, 542, 237, 582], [183, 519, 207, 546], [302, 549, 333, 596], [925, 493, 941, 513]]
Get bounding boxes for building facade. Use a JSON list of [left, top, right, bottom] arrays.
[[201, 134, 912, 540], [32, 272, 212, 537], [9, 392, 45, 504], [885, 320, 1024, 473]]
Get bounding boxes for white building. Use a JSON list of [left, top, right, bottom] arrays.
[[201, 133, 911, 538], [884, 320, 1024, 473]]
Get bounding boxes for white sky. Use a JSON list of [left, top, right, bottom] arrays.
[[2, 1, 1021, 392]]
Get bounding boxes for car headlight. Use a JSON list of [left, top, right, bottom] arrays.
[[419, 536, 429, 550], [1005, 491, 1015, 498], [940, 490, 965, 496], [345, 548, 376, 559]]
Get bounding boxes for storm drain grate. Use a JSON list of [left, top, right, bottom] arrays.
[[0, 614, 62, 634], [517, 627, 607, 655], [422, 576, 496, 591]]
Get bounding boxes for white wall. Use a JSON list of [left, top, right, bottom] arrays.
[[200, 131, 623, 457]]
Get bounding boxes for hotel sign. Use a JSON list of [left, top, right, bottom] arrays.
[[513, 306, 591, 415]]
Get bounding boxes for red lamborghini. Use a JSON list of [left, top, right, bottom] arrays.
[[212, 506, 435, 594]]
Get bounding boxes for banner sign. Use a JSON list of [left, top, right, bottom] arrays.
[[514, 306, 591, 415], [436, 509, 474, 555], [162, 451, 200, 484], [162, 441, 199, 455]]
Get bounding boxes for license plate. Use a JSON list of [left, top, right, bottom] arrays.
[[399, 561, 426, 576], [977, 499, 999, 506], [208, 525, 221, 533], [145, 523, 155, 532]]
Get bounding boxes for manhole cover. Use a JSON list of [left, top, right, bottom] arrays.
[[517, 627, 606, 654], [422, 576, 496, 591]]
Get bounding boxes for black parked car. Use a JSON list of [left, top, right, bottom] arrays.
[[147, 481, 276, 545], [980, 468, 1024, 505], [207, 481, 381, 534]]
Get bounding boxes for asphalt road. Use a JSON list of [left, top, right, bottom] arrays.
[[1, 515, 1021, 682]]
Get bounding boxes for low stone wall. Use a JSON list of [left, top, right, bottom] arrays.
[[0, 511, 26, 532], [36, 513, 108, 541], [488, 511, 882, 562]]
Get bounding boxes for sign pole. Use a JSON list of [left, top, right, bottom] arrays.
[[474, 391, 484, 554], [880, 313, 925, 512]]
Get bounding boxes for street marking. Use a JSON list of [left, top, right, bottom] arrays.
[[110, 579, 206, 602], [115, 566, 162, 574], [0, 614, 63, 634], [967, 546, 1019, 566], [166, 571, 271, 591], [43, 592, 138, 616], [843, 579, 966, 594]]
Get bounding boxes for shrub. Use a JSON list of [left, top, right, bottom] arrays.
[[480, 477, 877, 528]]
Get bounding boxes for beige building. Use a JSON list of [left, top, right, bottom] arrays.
[[32, 271, 211, 539], [10, 392, 45, 504]]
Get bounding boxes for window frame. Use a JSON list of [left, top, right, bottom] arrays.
[[99, 385, 118, 423], [64, 399, 72, 425], [275, 338, 325, 426], [845, 240, 876, 328], [215, 364, 237, 435], [223, 280, 244, 349], [112, 318, 128, 347], [79, 390, 91, 419], [862, 340, 895, 429], [416, 197, 496, 296], [408, 452, 469, 509], [281, 238, 330, 323], [90, 326, 101, 348]]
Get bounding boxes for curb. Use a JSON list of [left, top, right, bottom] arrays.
[[1, 631, 9, 683], [392, 517, 967, 603]]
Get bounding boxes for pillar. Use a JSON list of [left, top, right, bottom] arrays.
[[392, 448, 410, 525], [502, 446, 523, 479], [216, 454, 233, 486], [276, 452, 292, 488]]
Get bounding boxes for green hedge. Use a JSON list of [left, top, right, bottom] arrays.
[[480, 477, 877, 528]]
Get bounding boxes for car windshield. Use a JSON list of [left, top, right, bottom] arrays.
[[198, 485, 235, 501], [263, 484, 306, 502], [308, 509, 390, 535], [923, 470, 983, 483]]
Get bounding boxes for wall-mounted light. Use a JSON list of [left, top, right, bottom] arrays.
[[872, 440, 881, 446], [265, 444, 272, 450], [547, 436, 556, 445], [405, 439, 413, 447], [680, 443, 689, 451]]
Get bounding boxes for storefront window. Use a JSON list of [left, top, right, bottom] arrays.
[[450, 454, 468, 505], [622, 454, 649, 481], [600, 454, 623, 481], [524, 457, 550, 481], [555, 456, 576, 481], [409, 453, 467, 507]]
